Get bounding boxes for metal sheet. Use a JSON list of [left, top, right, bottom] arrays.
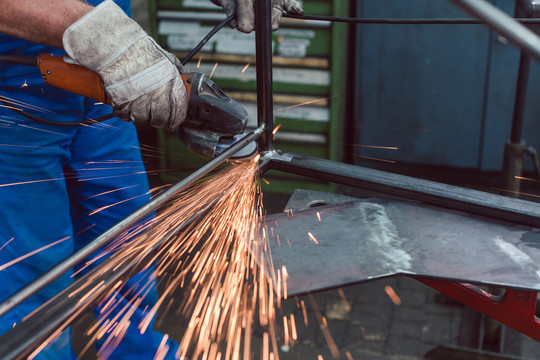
[[263, 196, 540, 296]]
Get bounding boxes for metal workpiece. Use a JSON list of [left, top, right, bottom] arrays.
[[264, 151, 540, 228], [254, 0, 274, 152], [449, 0, 540, 61], [0, 126, 264, 320], [263, 195, 540, 295]]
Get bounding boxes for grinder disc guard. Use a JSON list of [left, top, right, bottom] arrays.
[[178, 126, 257, 160]]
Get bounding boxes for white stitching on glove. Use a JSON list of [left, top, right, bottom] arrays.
[[211, 0, 304, 33], [63, 0, 187, 131]]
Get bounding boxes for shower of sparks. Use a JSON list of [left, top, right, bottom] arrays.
[[30, 159, 290, 360], [384, 286, 401, 306], [241, 63, 251, 73], [209, 62, 219, 79], [307, 232, 319, 245]]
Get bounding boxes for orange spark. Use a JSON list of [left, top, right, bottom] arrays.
[[84, 184, 140, 200], [354, 154, 396, 164], [385, 285, 402, 305], [20, 79, 28, 88], [337, 288, 351, 312], [0, 94, 53, 113], [316, 212, 321, 222], [0, 236, 70, 271], [241, 63, 250, 73], [307, 232, 319, 245], [290, 314, 298, 340], [18, 123, 66, 136], [262, 178, 270, 185], [283, 316, 290, 346], [0, 237, 14, 252], [0, 103, 22, 111], [308, 294, 340, 359], [209, 62, 219, 79], [197, 56, 203, 68], [88, 193, 147, 216], [345, 351, 354, 360], [353, 144, 398, 150], [493, 187, 540, 199], [275, 95, 335, 112], [153, 334, 170, 360], [301, 300, 308, 326], [272, 124, 282, 135]]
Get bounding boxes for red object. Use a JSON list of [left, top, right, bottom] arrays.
[[416, 277, 540, 341]]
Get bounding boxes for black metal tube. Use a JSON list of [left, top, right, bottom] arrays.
[[448, 0, 540, 61], [282, 13, 540, 25], [265, 151, 540, 228], [0, 55, 38, 67], [510, 53, 531, 144], [255, 0, 274, 152], [0, 126, 264, 319]]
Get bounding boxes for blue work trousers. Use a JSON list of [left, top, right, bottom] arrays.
[[0, 61, 175, 359]]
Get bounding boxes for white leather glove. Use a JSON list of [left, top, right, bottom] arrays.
[[63, 0, 187, 131], [211, 0, 304, 33]]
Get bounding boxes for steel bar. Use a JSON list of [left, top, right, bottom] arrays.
[[510, 53, 531, 144], [283, 13, 540, 25], [254, 0, 274, 152], [0, 126, 264, 319], [449, 0, 540, 61], [265, 151, 540, 228]]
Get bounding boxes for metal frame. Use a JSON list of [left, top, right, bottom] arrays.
[[3, 0, 540, 357]]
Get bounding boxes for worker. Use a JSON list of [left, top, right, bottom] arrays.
[[0, 0, 302, 359]]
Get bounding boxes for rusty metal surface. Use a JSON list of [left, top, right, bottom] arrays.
[[264, 195, 540, 296]]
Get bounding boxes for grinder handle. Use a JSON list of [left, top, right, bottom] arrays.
[[37, 54, 192, 104]]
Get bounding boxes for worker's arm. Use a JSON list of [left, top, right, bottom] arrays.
[[0, 0, 187, 131], [0, 0, 92, 49]]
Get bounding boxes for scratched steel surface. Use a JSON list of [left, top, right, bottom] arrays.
[[263, 194, 540, 296]]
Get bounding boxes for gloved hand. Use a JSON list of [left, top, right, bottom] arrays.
[[211, 0, 304, 33], [62, 0, 187, 131]]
